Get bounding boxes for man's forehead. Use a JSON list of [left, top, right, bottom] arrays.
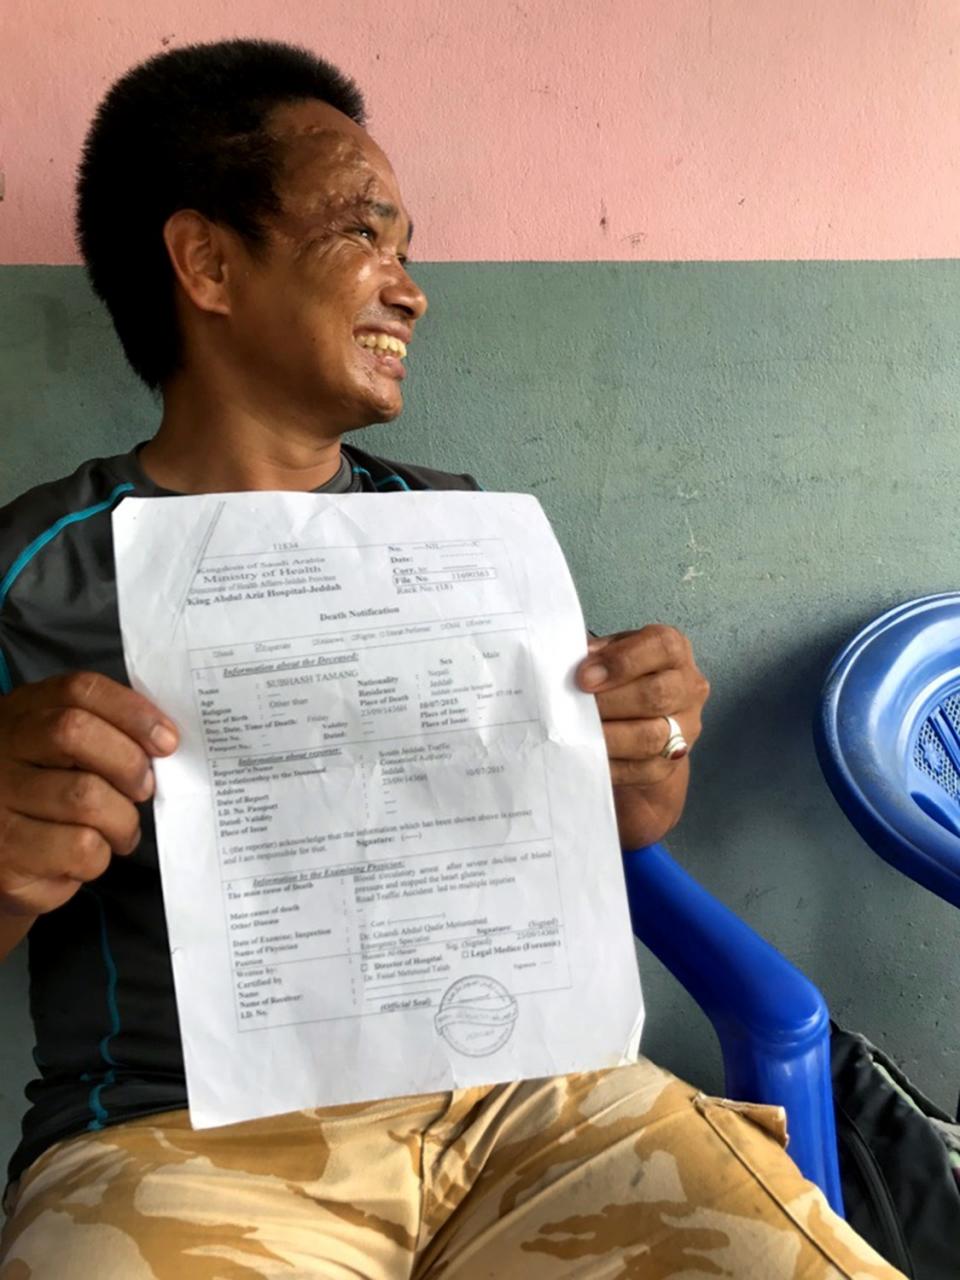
[[278, 123, 376, 185], [271, 108, 399, 204], [269, 115, 410, 236], [270, 102, 376, 173], [270, 97, 363, 141]]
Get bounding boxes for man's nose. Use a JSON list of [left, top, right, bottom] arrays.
[[381, 266, 428, 321]]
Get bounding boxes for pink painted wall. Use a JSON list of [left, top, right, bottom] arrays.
[[3, 0, 960, 263]]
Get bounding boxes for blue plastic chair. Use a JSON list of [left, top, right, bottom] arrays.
[[815, 592, 960, 910], [624, 843, 844, 1214]]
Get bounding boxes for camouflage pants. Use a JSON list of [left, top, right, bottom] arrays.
[[0, 1059, 903, 1279]]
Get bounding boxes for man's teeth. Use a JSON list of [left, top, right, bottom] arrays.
[[355, 333, 407, 358]]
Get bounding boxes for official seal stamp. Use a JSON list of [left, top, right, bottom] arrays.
[[435, 974, 519, 1056]]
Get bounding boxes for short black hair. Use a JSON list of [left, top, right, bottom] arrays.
[[75, 39, 366, 390]]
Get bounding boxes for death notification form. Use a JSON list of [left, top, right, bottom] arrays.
[[114, 491, 643, 1128]]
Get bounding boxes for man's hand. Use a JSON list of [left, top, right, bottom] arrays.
[[0, 672, 179, 921], [576, 625, 710, 850]]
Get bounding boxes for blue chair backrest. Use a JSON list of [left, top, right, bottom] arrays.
[[815, 592, 960, 908]]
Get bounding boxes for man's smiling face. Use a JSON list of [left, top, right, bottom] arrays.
[[224, 99, 427, 434]]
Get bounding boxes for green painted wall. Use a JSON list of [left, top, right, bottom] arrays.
[[2, 263, 960, 1162]]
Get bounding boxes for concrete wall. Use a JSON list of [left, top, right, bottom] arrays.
[[3, 1, 960, 1169], [3, 261, 960, 1170]]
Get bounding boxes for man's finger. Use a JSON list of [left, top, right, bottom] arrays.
[[577, 625, 691, 692], [3, 762, 142, 855], [607, 756, 679, 788], [0, 810, 112, 889], [593, 669, 689, 722], [601, 714, 700, 762], [0, 671, 177, 759], [8, 707, 157, 802]]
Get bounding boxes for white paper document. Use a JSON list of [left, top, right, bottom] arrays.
[[113, 491, 643, 1128]]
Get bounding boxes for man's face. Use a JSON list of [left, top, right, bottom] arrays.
[[224, 100, 426, 433]]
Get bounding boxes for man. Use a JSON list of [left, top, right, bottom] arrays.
[[0, 39, 899, 1279]]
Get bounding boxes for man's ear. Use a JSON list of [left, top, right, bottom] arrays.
[[163, 210, 232, 317]]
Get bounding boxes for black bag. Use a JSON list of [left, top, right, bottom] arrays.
[[831, 1023, 960, 1278]]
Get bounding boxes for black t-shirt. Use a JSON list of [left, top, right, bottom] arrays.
[[0, 442, 479, 1183]]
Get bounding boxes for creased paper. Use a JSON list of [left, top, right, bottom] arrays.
[[113, 491, 643, 1128]]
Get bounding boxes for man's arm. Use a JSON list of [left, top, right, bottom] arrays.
[[577, 625, 709, 848]]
